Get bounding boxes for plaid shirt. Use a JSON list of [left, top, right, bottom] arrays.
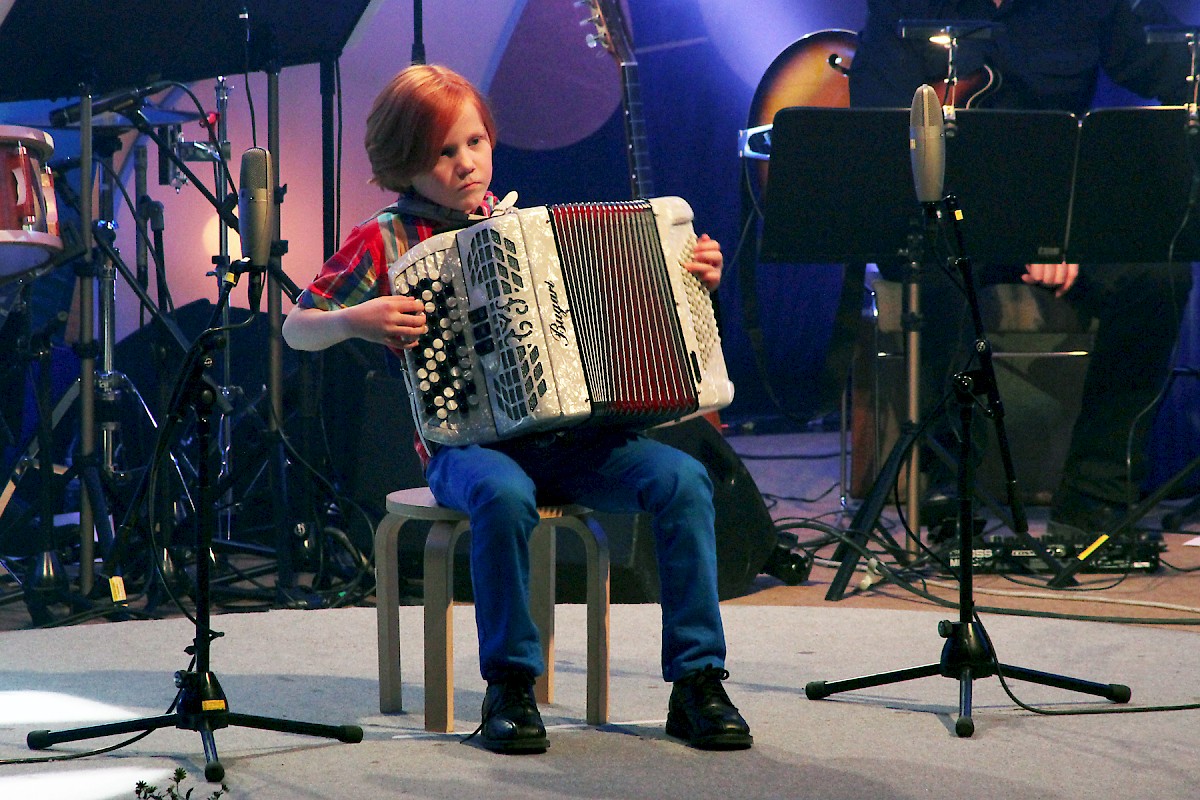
[[296, 190, 498, 311], [296, 190, 500, 467]]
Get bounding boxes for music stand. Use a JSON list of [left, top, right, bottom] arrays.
[[1045, 105, 1200, 585], [761, 106, 1079, 601], [4, 0, 373, 781], [1067, 106, 1200, 263], [0, 0, 373, 102]]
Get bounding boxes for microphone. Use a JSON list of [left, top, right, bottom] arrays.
[[238, 147, 274, 312], [49, 82, 170, 128], [909, 84, 945, 205]]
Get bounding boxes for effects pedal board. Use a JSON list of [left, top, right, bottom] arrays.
[[944, 532, 1164, 575]]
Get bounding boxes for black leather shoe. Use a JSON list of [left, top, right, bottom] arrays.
[[665, 666, 753, 750], [475, 674, 548, 754]]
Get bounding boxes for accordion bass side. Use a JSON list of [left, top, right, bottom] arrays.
[[388, 196, 734, 446]]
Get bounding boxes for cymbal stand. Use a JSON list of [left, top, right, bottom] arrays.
[[76, 86, 99, 596], [95, 130, 123, 486], [807, 196, 1131, 736], [210, 76, 238, 544]]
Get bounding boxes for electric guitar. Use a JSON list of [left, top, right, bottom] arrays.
[[582, 1, 728, 432], [748, 29, 1002, 157], [581, 0, 655, 199]]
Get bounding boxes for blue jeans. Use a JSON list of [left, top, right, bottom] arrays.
[[425, 430, 726, 683]]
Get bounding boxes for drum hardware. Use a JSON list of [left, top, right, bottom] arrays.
[[51, 170, 205, 596], [0, 105, 198, 613], [5, 3, 374, 776], [157, 120, 226, 194], [63, 78, 329, 609]]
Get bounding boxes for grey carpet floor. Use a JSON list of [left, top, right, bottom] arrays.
[[2, 604, 1198, 800]]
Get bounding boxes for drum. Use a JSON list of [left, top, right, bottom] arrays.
[[0, 125, 62, 280]]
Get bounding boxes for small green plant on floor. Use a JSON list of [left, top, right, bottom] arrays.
[[134, 768, 228, 800]]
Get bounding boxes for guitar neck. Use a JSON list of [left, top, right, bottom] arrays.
[[620, 60, 656, 199]]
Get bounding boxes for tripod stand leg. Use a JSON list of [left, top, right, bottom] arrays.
[[957, 666, 974, 737], [225, 712, 364, 743], [805, 663, 942, 699], [28, 713, 180, 749], [200, 728, 222, 783], [996, 663, 1130, 702]]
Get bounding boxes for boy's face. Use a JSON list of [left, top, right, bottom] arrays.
[[410, 101, 494, 213]]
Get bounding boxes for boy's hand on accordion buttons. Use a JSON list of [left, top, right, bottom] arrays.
[[349, 295, 428, 349], [687, 234, 723, 291]]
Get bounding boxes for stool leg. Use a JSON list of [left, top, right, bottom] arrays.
[[424, 520, 465, 733], [375, 514, 406, 713], [566, 518, 610, 726], [529, 522, 556, 705]]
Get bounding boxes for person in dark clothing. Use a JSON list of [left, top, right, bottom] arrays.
[[849, 0, 1196, 537]]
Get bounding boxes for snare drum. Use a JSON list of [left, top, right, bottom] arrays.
[[0, 125, 62, 280]]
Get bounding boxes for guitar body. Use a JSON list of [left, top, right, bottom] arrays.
[[748, 30, 1000, 185], [748, 30, 858, 186], [750, 30, 859, 129]]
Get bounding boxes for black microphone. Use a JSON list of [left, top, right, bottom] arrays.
[[49, 82, 170, 128], [909, 84, 945, 205], [238, 147, 274, 312]]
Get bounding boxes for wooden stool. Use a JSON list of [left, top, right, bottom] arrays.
[[374, 486, 611, 732]]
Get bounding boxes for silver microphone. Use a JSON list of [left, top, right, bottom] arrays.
[[238, 147, 273, 311], [909, 84, 945, 205]]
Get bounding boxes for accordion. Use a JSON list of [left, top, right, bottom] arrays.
[[388, 196, 733, 446]]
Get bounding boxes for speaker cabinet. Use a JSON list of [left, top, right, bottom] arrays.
[[851, 281, 1095, 505]]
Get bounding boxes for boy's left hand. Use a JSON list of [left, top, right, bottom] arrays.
[[686, 233, 723, 291]]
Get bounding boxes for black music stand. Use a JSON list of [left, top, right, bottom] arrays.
[[4, 0, 372, 781], [1046, 105, 1200, 585], [761, 106, 1078, 601], [1068, 106, 1200, 263]]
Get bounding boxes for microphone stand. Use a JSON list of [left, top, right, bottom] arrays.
[[806, 195, 1131, 737], [411, 0, 426, 64], [27, 325, 362, 783]]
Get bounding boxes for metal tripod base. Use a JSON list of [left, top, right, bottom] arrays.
[[27, 669, 363, 783], [804, 619, 1130, 737]]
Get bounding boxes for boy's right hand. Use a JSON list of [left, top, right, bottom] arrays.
[[346, 294, 428, 349]]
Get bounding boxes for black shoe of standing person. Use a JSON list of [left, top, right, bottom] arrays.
[[666, 665, 753, 750], [474, 673, 548, 754]]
